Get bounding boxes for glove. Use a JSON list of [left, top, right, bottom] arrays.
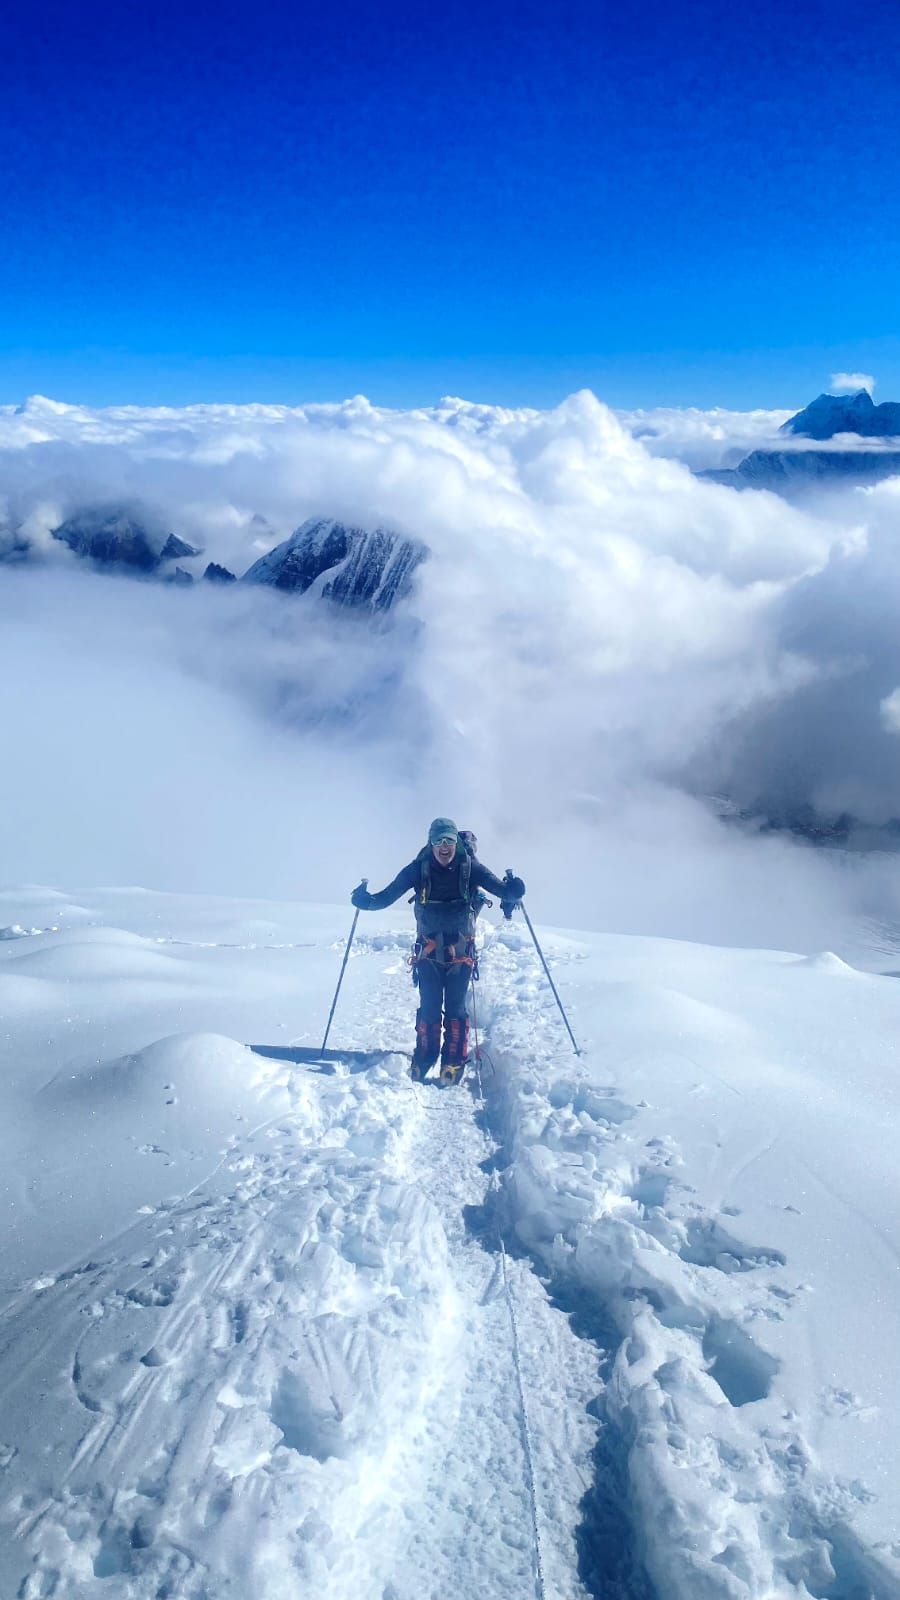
[[351, 881, 372, 910], [499, 871, 525, 919]]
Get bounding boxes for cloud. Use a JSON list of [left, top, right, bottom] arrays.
[[5, 388, 900, 955], [881, 687, 900, 735], [829, 372, 876, 395], [617, 403, 790, 470]]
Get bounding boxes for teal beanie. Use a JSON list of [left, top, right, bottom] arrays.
[[428, 816, 458, 844]]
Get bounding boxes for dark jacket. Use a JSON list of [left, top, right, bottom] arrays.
[[353, 850, 524, 938]]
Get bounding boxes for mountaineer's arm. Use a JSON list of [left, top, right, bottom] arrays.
[[473, 862, 525, 901], [351, 862, 419, 910]]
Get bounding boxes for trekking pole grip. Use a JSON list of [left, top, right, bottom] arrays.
[[501, 868, 519, 921]]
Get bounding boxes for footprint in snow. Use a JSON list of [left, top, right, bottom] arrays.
[[821, 1386, 879, 1421], [127, 1279, 178, 1308]]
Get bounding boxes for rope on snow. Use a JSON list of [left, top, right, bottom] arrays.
[[412, 921, 549, 1600], [475, 1052, 548, 1600]]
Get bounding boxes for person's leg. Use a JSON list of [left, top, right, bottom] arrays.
[[440, 965, 471, 1075], [412, 962, 443, 1076]]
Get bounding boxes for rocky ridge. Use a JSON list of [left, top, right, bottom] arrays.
[[1, 505, 427, 616], [242, 517, 427, 611]]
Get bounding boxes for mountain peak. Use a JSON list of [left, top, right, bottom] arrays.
[[242, 517, 427, 612], [781, 388, 900, 440]]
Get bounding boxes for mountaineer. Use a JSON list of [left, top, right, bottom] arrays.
[[351, 818, 524, 1083]]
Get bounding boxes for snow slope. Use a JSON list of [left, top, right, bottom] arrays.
[[0, 886, 898, 1599]]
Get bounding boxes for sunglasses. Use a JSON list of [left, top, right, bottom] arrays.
[[432, 836, 456, 847]]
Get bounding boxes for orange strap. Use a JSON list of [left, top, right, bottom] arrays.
[[414, 937, 474, 968]]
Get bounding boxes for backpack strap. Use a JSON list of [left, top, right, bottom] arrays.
[[459, 850, 471, 904], [416, 843, 470, 913]]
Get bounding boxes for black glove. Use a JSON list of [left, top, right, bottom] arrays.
[[351, 880, 372, 910], [500, 871, 525, 919]]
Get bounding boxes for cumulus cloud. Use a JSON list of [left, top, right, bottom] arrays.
[[4, 389, 900, 955], [830, 372, 876, 395], [700, 496, 900, 829], [616, 403, 790, 470]]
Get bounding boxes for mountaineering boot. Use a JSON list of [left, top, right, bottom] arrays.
[[411, 1013, 441, 1081], [439, 1015, 470, 1085]]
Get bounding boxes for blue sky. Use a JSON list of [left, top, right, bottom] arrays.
[[3, 0, 899, 410]]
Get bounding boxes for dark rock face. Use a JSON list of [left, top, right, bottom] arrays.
[[52, 509, 161, 570], [781, 389, 900, 440], [0, 518, 29, 562], [242, 518, 427, 612], [159, 533, 200, 561], [50, 508, 199, 572], [703, 449, 900, 494], [203, 562, 237, 584]]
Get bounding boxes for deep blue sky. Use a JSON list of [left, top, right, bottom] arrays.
[[3, 0, 900, 410]]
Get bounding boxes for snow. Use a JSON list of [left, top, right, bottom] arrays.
[[1, 885, 899, 1599]]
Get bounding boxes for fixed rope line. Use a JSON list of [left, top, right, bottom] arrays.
[[476, 939, 548, 1600], [415, 926, 547, 1599], [491, 1169, 548, 1600]]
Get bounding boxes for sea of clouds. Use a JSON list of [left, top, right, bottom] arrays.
[[4, 389, 900, 955]]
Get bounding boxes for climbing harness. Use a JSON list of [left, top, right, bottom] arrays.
[[409, 932, 478, 984]]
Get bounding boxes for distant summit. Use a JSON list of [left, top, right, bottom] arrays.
[[780, 389, 900, 440], [701, 387, 900, 496]]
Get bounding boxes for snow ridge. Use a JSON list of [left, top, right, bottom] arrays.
[[2, 891, 899, 1600]]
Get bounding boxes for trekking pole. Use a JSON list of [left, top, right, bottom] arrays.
[[514, 891, 581, 1057], [321, 881, 366, 1053]]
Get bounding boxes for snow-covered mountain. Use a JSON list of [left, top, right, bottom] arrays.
[[243, 517, 428, 612], [703, 446, 900, 493], [698, 387, 900, 496], [0, 502, 427, 616], [51, 507, 199, 571], [1, 884, 898, 1600], [781, 388, 900, 440]]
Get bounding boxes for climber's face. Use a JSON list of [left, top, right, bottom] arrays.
[[432, 838, 457, 867]]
